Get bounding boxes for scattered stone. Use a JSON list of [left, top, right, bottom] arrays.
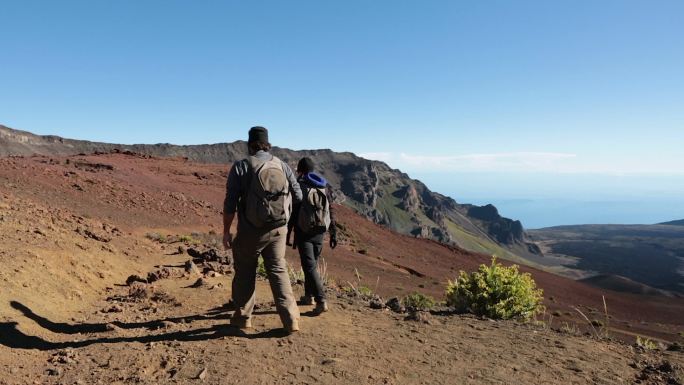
[[145, 232, 163, 242], [48, 349, 78, 365], [76, 227, 111, 242], [151, 289, 178, 305], [105, 304, 123, 313], [185, 260, 200, 275], [201, 261, 232, 276], [386, 297, 405, 313], [46, 367, 62, 376], [190, 278, 207, 288], [105, 323, 120, 332], [369, 299, 385, 310], [405, 310, 433, 324], [635, 360, 682, 385], [126, 275, 147, 285], [73, 160, 114, 171], [187, 248, 232, 265], [198, 368, 208, 381], [147, 267, 183, 283], [667, 342, 683, 352], [128, 282, 151, 299]]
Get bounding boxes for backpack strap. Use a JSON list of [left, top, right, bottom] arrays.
[[240, 156, 263, 206], [245, 155, 270, 186]]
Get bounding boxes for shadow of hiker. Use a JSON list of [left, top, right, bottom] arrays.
[[9, 300, 232, 335], [0, 322, 289, 351]]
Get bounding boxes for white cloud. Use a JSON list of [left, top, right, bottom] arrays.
[[360, 151, 579, 173], [357, 152, 394, 163], [358, 151, 684, 175]]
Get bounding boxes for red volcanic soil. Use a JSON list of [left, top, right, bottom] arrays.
[[1, 152, 682, 343]]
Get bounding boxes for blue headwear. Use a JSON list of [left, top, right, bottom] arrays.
[[305, 172, 327, 188]]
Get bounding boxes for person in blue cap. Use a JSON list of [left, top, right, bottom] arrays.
[[288, 157, 338, 314]]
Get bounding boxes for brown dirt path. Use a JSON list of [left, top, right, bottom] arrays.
[[2, 271, 682, 385]]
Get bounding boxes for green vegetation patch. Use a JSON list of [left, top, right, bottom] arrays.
[[402, 292, 436, 311], [446, 258, 544, 321]]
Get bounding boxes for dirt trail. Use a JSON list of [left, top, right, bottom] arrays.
[[2, 263, 682, 385]]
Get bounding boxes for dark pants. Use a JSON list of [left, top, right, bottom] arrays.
[[296, 231, 326, 303]]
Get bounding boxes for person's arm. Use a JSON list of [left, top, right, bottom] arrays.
[[223, 212, 236, 249], [282, 162, 303, 203], [222, 163, 241, 249], [326, 184, 338, 249]]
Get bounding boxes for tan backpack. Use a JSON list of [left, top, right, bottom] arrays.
[[297, 184, 331, 235], [243, 155, 292, 229]]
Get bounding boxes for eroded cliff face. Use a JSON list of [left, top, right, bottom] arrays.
[[0, 124, 538, 255]]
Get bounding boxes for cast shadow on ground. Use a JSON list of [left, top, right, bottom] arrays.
[[0, 321, 289, 351], [9, 300, 232, 335]]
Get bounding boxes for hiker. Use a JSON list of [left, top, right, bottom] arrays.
[[287, 157, 337, 314], [222, 126, 303, 333]]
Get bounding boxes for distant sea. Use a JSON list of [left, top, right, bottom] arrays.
[[410, 172, 684, 230], [457, 197, 684, 229]]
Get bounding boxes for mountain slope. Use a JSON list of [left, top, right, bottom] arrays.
[[661, 219, 684, 226], [529, 224, 684, 294], [0, 124, 539, 263]]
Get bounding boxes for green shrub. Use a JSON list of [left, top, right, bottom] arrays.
[[636, 335, 657, 350], [288, 266, 304, 285], [445, 258, 544, 321], [178, 235, 195, 244], [257, 257, 267, 278], [357, 286, 373, 297], [402, 292, 436, 311], [341, 284, 372, 298]]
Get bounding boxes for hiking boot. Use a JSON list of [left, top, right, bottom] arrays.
[[285, 320, 300, 334], [230, 317, 252, 329], [313, 301, 329, 315], [298, 296, 314, 306]]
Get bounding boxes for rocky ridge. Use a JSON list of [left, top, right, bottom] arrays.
[[0, 124, 539, 260]]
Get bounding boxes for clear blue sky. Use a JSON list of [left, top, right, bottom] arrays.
[[1, 1, 683, 226]]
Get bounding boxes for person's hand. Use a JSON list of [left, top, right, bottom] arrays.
[[329, 233, 338, 249], [223, 231, 235, 249]]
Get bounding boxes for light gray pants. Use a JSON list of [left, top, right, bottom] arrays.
[[231, 225, 300, 327]]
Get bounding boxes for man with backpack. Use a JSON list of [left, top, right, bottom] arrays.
[[222, 126, 303, 333], [288, 157, 337, 315]]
